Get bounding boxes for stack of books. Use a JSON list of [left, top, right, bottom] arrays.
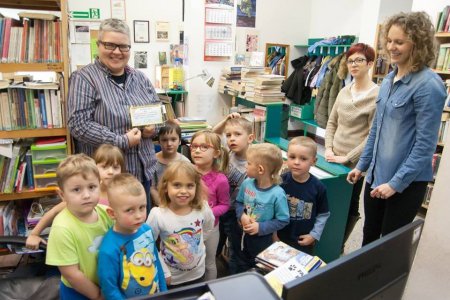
[[240, 66, 267, 100], [253, 74, 285, 103], [218, 66, 242, 96], [178, 117, 210, 141], [255, 241, 326, 296]]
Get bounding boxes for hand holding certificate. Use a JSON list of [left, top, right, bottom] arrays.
[[130, 104, 163, 127]]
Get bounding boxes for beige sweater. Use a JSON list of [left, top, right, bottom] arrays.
[[325, 83, 379, 168]]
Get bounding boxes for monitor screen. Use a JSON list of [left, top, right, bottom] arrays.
[[282, 219, 424, 300]]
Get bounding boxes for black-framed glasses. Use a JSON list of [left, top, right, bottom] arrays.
[[190, 143, 214, 152], [98, 41, 131, 52], [346, 58, 366, 65]]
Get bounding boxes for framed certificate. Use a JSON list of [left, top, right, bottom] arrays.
[[129, 104, 163, 127], [133, 20, 150, 43]]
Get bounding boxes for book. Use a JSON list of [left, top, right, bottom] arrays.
[[264, 250, 326, 296], [255, 241, 300, 270], [158, 51, 167, 65], [25, 150, 34, 190]]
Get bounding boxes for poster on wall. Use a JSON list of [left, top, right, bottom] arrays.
[[246, 31, 259, 52], [170, 44, 184, 65], [134, 51, 148, 69], [111, 0, 126, 20], [156, 21, 170, 42], [237, 0, 256, 28]]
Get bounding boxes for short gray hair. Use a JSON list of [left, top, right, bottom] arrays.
[[98, 18, 130, 41]]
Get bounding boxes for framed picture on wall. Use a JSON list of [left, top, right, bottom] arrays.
[[133, 20, 150, 43]]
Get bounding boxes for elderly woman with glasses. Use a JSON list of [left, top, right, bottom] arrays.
[[347, 12, 446, 246], [324, 43, 379, 249], [68, 18, 160, 212]]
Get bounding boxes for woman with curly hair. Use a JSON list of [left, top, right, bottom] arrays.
[[347, 11, 447, 246]]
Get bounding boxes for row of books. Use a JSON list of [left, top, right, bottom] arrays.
[[436, 44, 450, 72], [0, 80, 64, 131], [255, 241, 325, 296], [239, 105, 267, 143], [432, 153, 442, 178], [0, 13, 63, 63], [0, 138, 67, 194], [0, 195, 59, 239], [0, 143, 32, 194], [436, 5, 450, 33]]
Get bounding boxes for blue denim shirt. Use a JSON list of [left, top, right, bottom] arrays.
[[356, 67, 446, 192]]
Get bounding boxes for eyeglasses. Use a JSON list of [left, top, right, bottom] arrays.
[[346, 58, 367, 65], [98, 41, 131, 52], [190, 143, 214, 152]]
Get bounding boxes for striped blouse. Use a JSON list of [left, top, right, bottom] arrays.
[[68, 59, 160, 181]]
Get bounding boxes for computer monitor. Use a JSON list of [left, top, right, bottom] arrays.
[[283, 219, 424, 300]]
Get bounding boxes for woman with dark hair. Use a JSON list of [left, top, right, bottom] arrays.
[[347, 12, 447, 246], [325, 43, 379, 247]]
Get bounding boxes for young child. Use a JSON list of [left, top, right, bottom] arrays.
[[147, 160, 215, 287], [150, 120, 190, 206], [93, 144, 126, 205], [98, 173, 167, 299], [213, 113, 254, 274], [235, 143, 289, 272], [26, 144, 125, 250], [46, 154, 113, 299], [190, 130, 230, 280], [276, 136, 330, 255]]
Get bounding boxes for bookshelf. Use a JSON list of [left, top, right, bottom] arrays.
[[422, 30, 450, 211], [0, 0, 70, 202]]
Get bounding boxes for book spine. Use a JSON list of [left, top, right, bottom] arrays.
[[2, 18, 11, 63], [44, 89, 53, 128], [25, 151, 34, 190], [38, 91, 48, 128]]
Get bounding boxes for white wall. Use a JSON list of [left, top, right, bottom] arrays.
[[184, 0, 311, 125], [308, 0, 363, 38], [67, 0, 182, 83]]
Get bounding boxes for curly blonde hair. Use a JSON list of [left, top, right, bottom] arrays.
[[382, 11, 436, 72]]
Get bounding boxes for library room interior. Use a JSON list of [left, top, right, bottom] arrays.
[[0, 0, 449, 299]]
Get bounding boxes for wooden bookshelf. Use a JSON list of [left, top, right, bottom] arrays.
[[0, 128, 67, 139], [0, 0, 71, 202], [0, 0, 61, 11], [0, 63, 64, 73], [0, 189, 57, 202], [435, 32, 450, 38]]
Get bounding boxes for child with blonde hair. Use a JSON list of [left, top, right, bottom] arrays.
[[213, 113, 254, 274], [235, 143, 289, 272], [147, 161, 215, 287], [26, 144, 125, 249], [277, 136, 330, 254], [98, 173, 167, 299], [46, 154, 113, 299], [190, 130, 230, 280]]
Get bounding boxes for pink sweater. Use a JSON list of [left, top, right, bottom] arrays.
[[202, 171, 230, 226]]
